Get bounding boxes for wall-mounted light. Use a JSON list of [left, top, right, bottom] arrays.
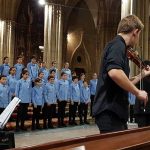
[[39, 0, 46, 5], [39, 46, 44, 52]]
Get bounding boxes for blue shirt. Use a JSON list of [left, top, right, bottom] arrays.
[[7, 75, 17, 97], [61, 68, 72, 83], [57, 79, 70, 101], [27, 62, 39, 81], [44, 83, 57, 104], [32, 86, 44, 106], [0, 83, 9, 108], [70, 82, 80, 102], [15, 79, 32, 103], [50, 67, 59, 79], [89, 79, 98, 95], [80, 87, 90, 104], [0, 64, 10, 76], [128, 93, 136, 105], [14, 63, 24, 80], [39, 67, 49, 83], [78, 80, 84, 89]]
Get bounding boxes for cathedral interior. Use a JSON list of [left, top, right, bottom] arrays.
[[0, 0, 150, 77], [0, 0, 150, 149]]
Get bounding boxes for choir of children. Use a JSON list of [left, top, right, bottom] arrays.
[[0, 56, 98, 131]]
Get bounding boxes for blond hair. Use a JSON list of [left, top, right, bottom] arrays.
[[117, 15, 144, 34]]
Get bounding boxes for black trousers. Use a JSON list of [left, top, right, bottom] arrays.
[[69, 102, 78, 123], [90, 95, 95, 116], [135, 114, 150, 127], [58, 101, 67, 125], [16, 103, 29, 129], [78, 103, 88, 123], [129, 105, 134, 123], [43, 103, 56, 127], [95, 111, 127, 134], [32, 105, 41, 128]]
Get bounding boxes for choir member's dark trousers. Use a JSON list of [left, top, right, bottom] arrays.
[[69, 102, 78, 124], [78, 103, 88, 123], [32, 105, 41, 129], [90, 95, 95, 116], [43, 103, 56, 128], [16, 103, 29, 130], [58, 101, 67, 126]]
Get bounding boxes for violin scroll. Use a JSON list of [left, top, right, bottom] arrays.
[[127, 47, 149, 71]]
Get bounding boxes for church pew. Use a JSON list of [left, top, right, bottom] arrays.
[[12, 126, 150, 150]]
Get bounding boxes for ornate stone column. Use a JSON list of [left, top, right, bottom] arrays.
[[43, 1, 63, 70], [0, 0, 19, 65], [0, 20, 15, 65], [135, 0, 149, 60], [121, 0, 137, 76]]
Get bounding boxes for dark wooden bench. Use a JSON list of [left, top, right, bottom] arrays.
[[11, 126, 150, 150]]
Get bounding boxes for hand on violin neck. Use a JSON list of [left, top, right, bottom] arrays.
[[136, 90, 148, 106], [141, 66, 150, 78]]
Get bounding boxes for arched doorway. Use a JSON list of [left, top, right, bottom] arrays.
[[64, 0, 96, 78]]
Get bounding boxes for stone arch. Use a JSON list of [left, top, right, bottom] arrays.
[[65, 0, 98, 28], [64, 0, 97, 77]]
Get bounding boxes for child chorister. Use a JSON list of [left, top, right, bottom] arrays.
[[89, 73, 98, 116], [61, 62, 72, 84], [57, 72, 70, 127], [43, 75, 57, 129], [14, 56, 24, 80], [7, 67, 17, 101], [79, 81, 90, 125], [39, 62, 49, 84], [0, 57, 10, 76], [69, 76, 80, 125], [32, 78, 44, 130], [78, 73, 85, 89], [0, 75, 9, 114], [27, 56, 39, 84], [15, 70, 32, 131], [38, 71, 45, 86]]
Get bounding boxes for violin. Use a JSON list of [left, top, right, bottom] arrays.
[[127, 47, 149, 71]]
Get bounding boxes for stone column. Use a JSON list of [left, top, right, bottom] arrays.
[[121, 0, 136, 77], [135, 0, 149, 60], [0, 20, 15, 65], [0, 0, 19, 66], [121, 0, 133, 18], [43, 1, 63, 70]]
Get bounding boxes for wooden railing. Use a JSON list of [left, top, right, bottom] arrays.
[[12, 127, 150, 150]]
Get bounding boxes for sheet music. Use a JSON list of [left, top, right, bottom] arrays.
[[0, 97, 21, 129]]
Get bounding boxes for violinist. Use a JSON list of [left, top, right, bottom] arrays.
[[93, 15, 150, 134]]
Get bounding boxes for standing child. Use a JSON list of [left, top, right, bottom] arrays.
[[43, 75, 57, 129], [27, 56, 39, 86], [32, 78, 44, 130], [0, 57, 10, 76], [78, 73, 85, 89], [15, 70, 32, 131], [89, 73, 98, 116], [61, 62, 72, 84], [14, 56, 24, 80], [69, 76, 80, 125], [38, 72, 45, 86], [7, 67, 17, 101], [39, 62, 49, 84], [57, 72, 70, 127], [50, 61, 59, 80], [79, 81, 90, 125], [0, 75, 9, 114]]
